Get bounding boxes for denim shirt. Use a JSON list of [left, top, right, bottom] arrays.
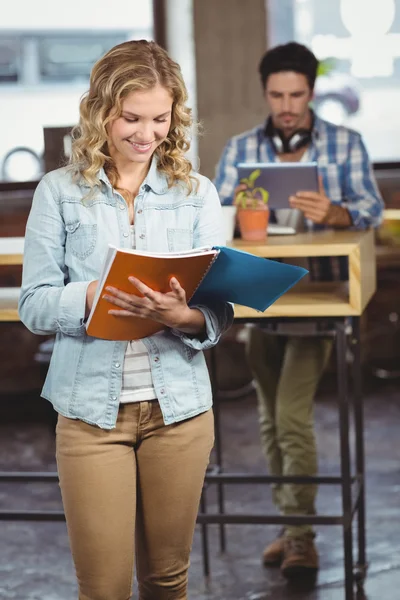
[[19, 158, 234, 429]]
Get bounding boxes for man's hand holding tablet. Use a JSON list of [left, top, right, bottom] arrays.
[[290, 176, 352, 227]]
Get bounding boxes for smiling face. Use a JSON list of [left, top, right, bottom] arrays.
[[265, 71, 313, 136], [107, 83, 173, 169]]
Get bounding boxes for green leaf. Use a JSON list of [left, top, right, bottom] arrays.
[[317, 57, 336, 77], [235, 190, 249, 209], [248, 169, 261, 187], [252, 187, 269, 204]]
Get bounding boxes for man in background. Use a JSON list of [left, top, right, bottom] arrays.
[[214, 42, 383, 579]]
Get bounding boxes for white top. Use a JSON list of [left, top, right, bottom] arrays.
[[119, 224, 157, 404]]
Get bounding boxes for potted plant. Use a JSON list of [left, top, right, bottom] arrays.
[[235, 168, 269, 241]]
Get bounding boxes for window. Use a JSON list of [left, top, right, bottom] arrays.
[[0, 0, 154, 181], [39, 35, 128, 83], [267, 0, 400, 163], [0, 39, 20, 83]]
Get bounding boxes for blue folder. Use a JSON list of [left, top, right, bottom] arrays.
[[191, 246, 308, 312]]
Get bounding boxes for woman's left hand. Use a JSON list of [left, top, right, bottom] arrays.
[[103, 276, 193, 330]]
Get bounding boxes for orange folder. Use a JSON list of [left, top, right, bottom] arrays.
[[86, 246, 219, 341]]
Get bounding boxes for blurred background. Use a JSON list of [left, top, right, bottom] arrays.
[[2, 0, 400, 179], [1, 3, 400, 598], [1, 0, 400, 180], [2, 0, 400, 394]]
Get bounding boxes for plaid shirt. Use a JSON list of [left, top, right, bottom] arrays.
[[214, 115, 384, 281]]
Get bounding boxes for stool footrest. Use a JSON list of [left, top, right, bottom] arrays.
[[205, 471, 359, 485], [197, 513, 345, 525], [0, 510, 65, 521], [0, 471, 58, 482]]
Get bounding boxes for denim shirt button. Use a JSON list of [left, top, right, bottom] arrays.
[[111, 395, 117, 401], [119, 204, 125, 210], [154, 357, 159, 362], [160, 389, 165, 394], [137, 209, 143, 214], [139, 233, 145, 239], [123, 232, 129, 238], [114, 362, 120, 368]]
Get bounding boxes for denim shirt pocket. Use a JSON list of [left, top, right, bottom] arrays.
[[167, 228, 193, 252], [66, 221, 97, 260]]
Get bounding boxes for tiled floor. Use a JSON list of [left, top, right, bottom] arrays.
[[1, 376, 400, 599]]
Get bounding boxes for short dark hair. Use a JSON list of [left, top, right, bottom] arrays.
[[258, 42, 319, 91]]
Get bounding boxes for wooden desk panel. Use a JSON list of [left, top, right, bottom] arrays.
[[234, 282, 353, 319], [348, 229, 376, 314], [0, 288, 20, 321], [230, 230, 371, 258], [0, 238, 24, 266], [231, 229, 376, 318]]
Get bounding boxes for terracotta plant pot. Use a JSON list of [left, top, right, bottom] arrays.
[[237, 207, 269, 241]]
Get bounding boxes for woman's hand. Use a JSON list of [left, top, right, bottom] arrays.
[[85, 280, 99, 317], [103, 276, 206, 334]]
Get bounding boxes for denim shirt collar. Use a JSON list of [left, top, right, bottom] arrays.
[[145, 154, 170, 194], [97, 154, 169, 195]]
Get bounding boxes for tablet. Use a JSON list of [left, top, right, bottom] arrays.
[[237, 161, 319, 210]]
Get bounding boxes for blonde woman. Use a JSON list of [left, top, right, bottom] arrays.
[[19, 40, 233, 600]]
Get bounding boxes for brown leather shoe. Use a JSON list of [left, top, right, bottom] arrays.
[[262, 529, 286, 566], [281, 535, 319, 579]]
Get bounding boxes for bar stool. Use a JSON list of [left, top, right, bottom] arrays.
[[199, 316, 366, 600]]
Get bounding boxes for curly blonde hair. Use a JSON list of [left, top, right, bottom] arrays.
[[69, 40, 197, 195]]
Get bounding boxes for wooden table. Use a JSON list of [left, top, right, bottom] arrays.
[[0, 230, 376, 320], [0, 237, 24, 321], [231, 229, 376, 318], [201, 230, 374, 599]]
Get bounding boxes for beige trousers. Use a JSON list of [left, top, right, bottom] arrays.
[[246, 328, 333, 537], [56, 401, 214, 600]]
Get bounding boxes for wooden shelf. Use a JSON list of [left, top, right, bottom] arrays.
[[0, 230, 376, 321], [0, 237, 24, 266], [383, 209, 400, 220], [230, 230, 376, 318], [234, 282, 354, 319], [229, 230, 371, 258], [0, 288, 20, 321]]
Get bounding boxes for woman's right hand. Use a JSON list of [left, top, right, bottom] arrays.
[[85, 280, 99, 317]]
